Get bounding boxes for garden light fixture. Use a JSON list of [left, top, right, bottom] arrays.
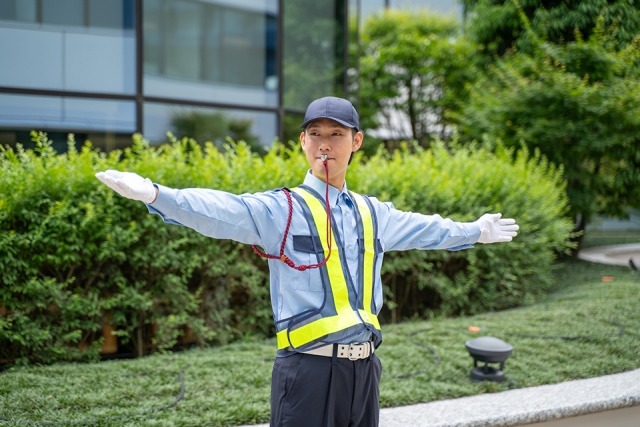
[[466, 336, 513, 382]]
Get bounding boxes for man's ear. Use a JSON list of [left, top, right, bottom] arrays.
[[348, 131, 364, 165], [352, 131, 364, 152], [299, 131, 306, 148]]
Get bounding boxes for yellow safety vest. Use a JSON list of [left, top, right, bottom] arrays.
[[275, 185, 382, 350]]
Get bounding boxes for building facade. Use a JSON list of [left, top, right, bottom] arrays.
[[0, 0, 458, 152]]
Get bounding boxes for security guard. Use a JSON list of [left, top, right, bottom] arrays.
[[96, 96, 518, 427]]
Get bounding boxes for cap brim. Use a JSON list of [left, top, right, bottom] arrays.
[[300, 116, 358, 131]]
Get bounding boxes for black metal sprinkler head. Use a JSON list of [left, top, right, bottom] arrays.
[[465, 336, 513, 382]]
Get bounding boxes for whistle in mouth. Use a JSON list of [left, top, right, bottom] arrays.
[[321, 154, 328, 161]]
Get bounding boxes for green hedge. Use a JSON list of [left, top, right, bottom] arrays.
[[0, 132, 573, 364]]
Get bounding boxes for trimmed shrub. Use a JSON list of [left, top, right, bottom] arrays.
[[350, 139, 573, 319], [0, 132, 572, 364]]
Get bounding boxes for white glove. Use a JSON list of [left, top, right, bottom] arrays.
[[474, 213, 519, 244], [95, 170, 157, 203]]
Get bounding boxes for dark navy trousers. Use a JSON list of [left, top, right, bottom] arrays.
[[270, 349, 382, 427]]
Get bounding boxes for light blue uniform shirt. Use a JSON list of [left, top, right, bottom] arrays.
[[147, 171, 481, 351]]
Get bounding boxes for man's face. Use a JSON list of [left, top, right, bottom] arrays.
[[300, 118, 363, 188]]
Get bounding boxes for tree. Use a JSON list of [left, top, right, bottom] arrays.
[[462, 0, 640, 56], [456, 15, 640, 248], [358, 11, 479, 148]]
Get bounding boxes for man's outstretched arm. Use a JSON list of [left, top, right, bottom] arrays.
[[374, 198, 519, 252], [95, 169, 282, 249]]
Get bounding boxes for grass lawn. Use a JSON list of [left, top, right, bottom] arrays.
[[1, 257, 640, 426]]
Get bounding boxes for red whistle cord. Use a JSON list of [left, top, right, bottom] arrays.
[[251, 160, 333, 271]]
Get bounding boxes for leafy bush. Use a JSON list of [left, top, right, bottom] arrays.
[[349, 139, 573, 319], [0, 132, 572, 364]]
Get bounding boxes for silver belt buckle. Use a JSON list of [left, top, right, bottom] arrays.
[[348, 343, 362, 360]]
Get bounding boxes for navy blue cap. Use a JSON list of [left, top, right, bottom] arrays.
[[300, 96, 359, 131]]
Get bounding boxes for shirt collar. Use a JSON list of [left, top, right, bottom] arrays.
[[302, 170, 349, 208]]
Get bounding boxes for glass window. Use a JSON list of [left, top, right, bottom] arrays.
[[0, 0, 136, 94], [0, 0, 135, 29], [143, 0, 163, 76], [0, 94, 136, 133], [0, 0, 37, 23], [283, 0, 347, 111], [0, 2, 16, 20], [42, 0, 85, 27], [202, 7, 267, 86], [164, 0, 202, 81], [144, 102, 277, 149], [89, 0, 136, 30], [143, 0, 278, 107]]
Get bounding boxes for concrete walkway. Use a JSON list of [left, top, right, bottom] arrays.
[[577, 243, 640, 267], [376, 368, 640, 427]]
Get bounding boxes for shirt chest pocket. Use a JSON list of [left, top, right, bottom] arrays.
[[291, 235, 324, 293]]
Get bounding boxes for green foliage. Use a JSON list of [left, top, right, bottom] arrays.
[[0, 131, 571, 364], [349, 139, 573, 316], [463, 0, 640, 56], [358, 11, 479, 146], [456, 17, 640, 234]]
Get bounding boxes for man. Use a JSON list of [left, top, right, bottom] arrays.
[[96, 96, 518, 427]]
